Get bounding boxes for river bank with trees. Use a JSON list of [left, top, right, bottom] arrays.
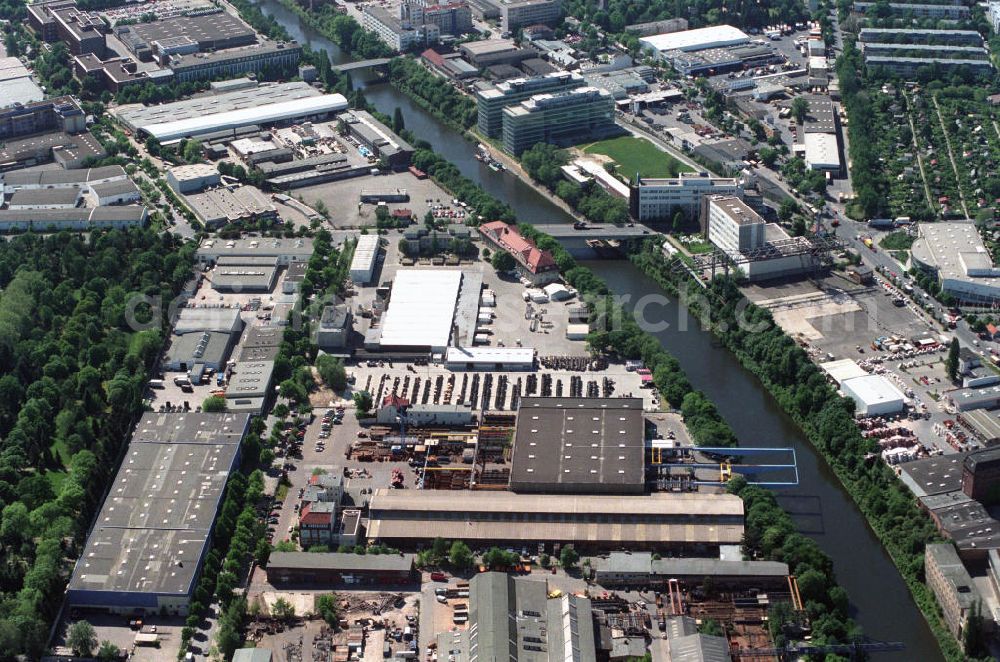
[[630, 242, 974, 661]]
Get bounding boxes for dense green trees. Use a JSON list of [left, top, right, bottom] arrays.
[[0, 230, 193, 658], [203, 395, 228, 412], [389, 58, 477, 131], [837, 41, 892, 219], [317, 354, 348, 392], [449, 541, 474, 570], [490, 251, 516, 273], [353, 390, 374, 416], [520, 143, 630, 225], [564, 0, 806, 36], [728, 477, 858, 649], [66, 621, 97, 657], [277, 1, 392, 59], [946, 337, 960, 382], [559, 546, 579, 569], [315, 593, 339, 625]]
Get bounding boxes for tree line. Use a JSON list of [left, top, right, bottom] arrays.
[[564, 0, 808, 41], [388, 58, 478, 132], [410, 148, 518, 223], [277, 0, 393, 60], [0, 230, 195, 659]]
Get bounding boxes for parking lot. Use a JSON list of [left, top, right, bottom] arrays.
[[297, 171, 467, 231], [745, 271, 977, 455], [54, 613, 187, 662]]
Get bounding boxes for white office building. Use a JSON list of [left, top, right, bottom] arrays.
[[629, 172, 743, 222], [705, 196, 816, 281], [363, 5, 439, 52]]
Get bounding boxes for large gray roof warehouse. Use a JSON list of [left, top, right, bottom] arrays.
[[67, 412, 250, 616], [509, 397, 646, 494], [120, 12, 257, 54]]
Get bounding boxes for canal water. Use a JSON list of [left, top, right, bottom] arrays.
[[249, 1, 942, 655]]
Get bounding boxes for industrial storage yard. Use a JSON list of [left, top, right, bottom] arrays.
[[10, 0, 1000, 654]]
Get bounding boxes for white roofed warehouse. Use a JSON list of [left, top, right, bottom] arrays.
[[841, 374, 906, 416], [350, 234, 381, 285], [639, 25, 750, 57], [366, 269, 465, 353], [444, 346, 536, 371], [112, 81, 347, 143]]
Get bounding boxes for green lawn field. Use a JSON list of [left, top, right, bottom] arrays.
[[582, 136, 692, 179]]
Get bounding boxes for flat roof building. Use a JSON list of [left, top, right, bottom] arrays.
[[625, 18, 689, 37], [926, 543, 982, 639], [476, 71, 584, 138], [173, 306, 243, 336], [211, 256, 280, 293], [864, 55, 992, 76], [375, 269, 463, 352], [164, 331, 235, 372], [0, 130, 103, 171], [367, 489, 744, 553], [841, 374, 906, 416], [593, 552, 789, 589], [911, 222, 1000, 304], [630, 172, 743, 222], [1, 164, 126, 193], [67, 412, 250, 616], [640, 25, 749, 57], [339, 110, 414, 169], [114, 81, 344, 143], [118, 12, 256, 58], [819, 358, 869, 386], [167, 163, 221, 194], [858, 28, 984, 45], [502, 86, 617, 155], [444, 346, 536, 370], [0, 206, 147, 231], [90, 178, 141, 206], [8, 186, 81, 210], [705, 196, 817, 281], [853, 1, 969, 18], [349, 234, 381, 285], [266, 552, 416, 585], [0, 57, 45, 107], [239, 325, 284, 361], [166, 40, 302, 84], [185, 185, 277, 229], [460, 39, 530, 67], [196, 237, 314, 265], [225, 360, 275, 412], [317, 303, 352, 350], [0, 95, 86, 141], [804, 132, 840, 171], [509, 397, 646, 494], [362, 4, 439, 52]]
